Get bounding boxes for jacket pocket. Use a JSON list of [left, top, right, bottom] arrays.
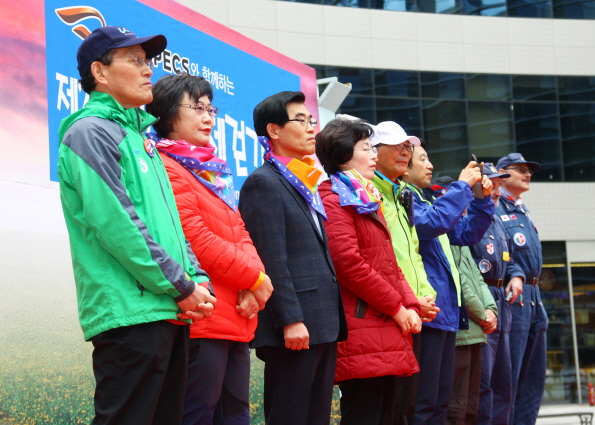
[[293, 276, 318, 292]]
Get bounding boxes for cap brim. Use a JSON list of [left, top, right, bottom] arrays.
[[115, 34, 167, 59], [487, 172, 511, 179], [525, 161, 541, 172], [407, 136, 421, 146]]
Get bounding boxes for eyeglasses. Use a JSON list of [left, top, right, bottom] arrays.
[[287, 117, 317, 128], [377, 143, 414, 153], [112, 55, 153, 69], [357, 146, 377, 156], [505, 167, 533, 176], [179, 102, 219, 117]]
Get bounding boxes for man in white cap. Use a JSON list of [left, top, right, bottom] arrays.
[[371, 121, 441, 425]]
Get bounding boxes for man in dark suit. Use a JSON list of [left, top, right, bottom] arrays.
[[239, 91, 346, 425]]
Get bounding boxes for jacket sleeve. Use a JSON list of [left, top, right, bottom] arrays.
[[413, 181, 473, 241], [239, 171, 303, 329], [452, 246, 487, 324], [59, 119, 205, 301], [411, 226, 437, 298], [322, 192, 405, 317], [448, 194, 495, 246], [165, 159, 264, 291]]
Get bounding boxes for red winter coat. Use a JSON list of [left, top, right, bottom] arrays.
[[319, 180, 420, 382], [162, 153, 265, 342]]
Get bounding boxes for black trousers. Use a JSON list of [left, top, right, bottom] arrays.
[[396, 331, 422, 425], [339, 375, 403, 425], [256, 342, 337, 425], [91, 321, 189, 425]]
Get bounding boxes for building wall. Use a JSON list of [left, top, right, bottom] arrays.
[[182, 0, 595, 245]]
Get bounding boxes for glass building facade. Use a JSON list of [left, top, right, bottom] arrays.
[[282, 0, 595, 19], [312, 65, 595, 183], [313, 64, 595, 404]]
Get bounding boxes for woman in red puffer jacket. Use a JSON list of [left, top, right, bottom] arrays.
[[147, 74, 273, 425], [316, 117, 422, 425]]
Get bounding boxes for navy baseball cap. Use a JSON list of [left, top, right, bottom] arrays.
[[496, 153, 541, 172], [483, 162, 510, 179], [424, 176, 455, 198], [77, 26, 167, 78]]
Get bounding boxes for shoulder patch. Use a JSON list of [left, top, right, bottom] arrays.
[[479, 259, 492, 273]]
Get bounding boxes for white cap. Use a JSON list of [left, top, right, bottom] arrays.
[[370, 121, 421, 147]]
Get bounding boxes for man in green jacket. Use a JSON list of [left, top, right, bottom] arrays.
[[58, 26, 215, 425], [370, 121, 440, 425]]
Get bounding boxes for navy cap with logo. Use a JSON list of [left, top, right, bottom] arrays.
[[483, 162, 510, 179], [495, 153, 541, 173], [77, 26, 167, 78]]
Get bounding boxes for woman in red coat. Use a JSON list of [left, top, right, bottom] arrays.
[[147, 74, 273, 425], [315, 118, 422, 425]]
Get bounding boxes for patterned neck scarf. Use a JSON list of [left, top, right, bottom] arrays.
[[149, 134, 236, 211], [331, 169, 382, 214], [258, 136, 326, 220], [500, 186, 523, 208]]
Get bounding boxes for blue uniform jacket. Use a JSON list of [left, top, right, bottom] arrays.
[[412, 181, 495, 332], [496, 197, 542, 281], [470, 216, 524, 281]]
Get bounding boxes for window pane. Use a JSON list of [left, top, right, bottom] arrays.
[[462, 0, 507, 15], [337, 95, 375, 123], [325, 67, 374, 95], [513, 102, 562, 181], [512, 75, 557, 101], [506, 0, 553, 16], [422, 99, 469, 178], [570, 263, 595, 403], [558, 76, 595, 102], [375, 70, 420, 97], [421, 72, 465, 99], [468, 101, 514, 162], [376, 98, 422, 135], [553, 0, 595, 17], [560, 103, 595, 182], [467, 74, 511, 101], [382, 0, 419, 11], [540, 242, 576, 404]]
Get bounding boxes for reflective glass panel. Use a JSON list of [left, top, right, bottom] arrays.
[[462, 0, 507, 15], [337, 95, 375, 123], [513, 102, 562, 181], [468, 101, 514, 161], [512, 75, 557, 101], [540, 241, 576, 403], [553, 0, 595, 17], [560, 103, 595, 182], [326, 67, 374, 95], [421, 72, 465, 99], [376, 98, 422, 135], [570, 263, 595, 403], [375, 70, 420, 97], [558, 76, 595, 102], [467, 74, 511, 101], [506, 0, 553, 16], [422, 99, 469, 178]]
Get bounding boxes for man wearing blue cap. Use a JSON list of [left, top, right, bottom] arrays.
[[470, 163, 525, 425], [496, 153, 547, 425], [57, 26, 216, 424]]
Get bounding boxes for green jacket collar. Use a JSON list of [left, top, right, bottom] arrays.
[[59, 91, 158, 142]]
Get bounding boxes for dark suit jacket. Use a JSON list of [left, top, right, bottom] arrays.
[[239, 161, 347, 348]]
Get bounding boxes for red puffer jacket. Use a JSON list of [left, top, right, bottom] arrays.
[[319, 180, 420, 381], [162, 153, 265, 342]]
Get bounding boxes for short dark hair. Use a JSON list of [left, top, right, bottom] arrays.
[[408, 138, 428, 168], [315, 118, 373, 176], [79, 49, 116, 94], [253, 91, 305, 139], [146, 73, 214, 138]]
